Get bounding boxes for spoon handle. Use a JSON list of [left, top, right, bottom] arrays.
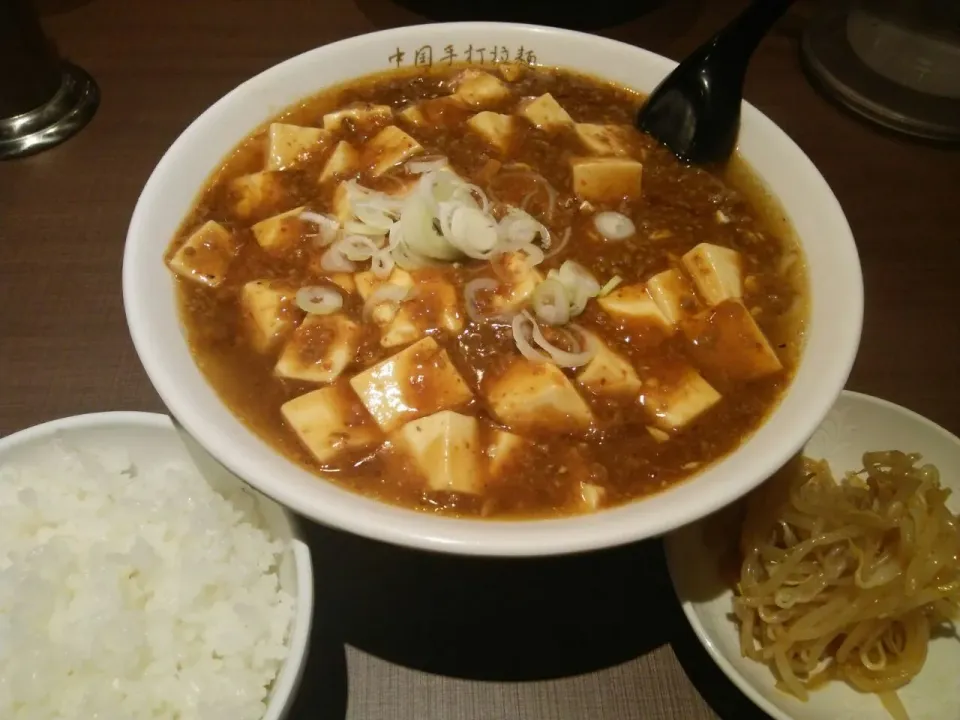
[[716, 0, 798, 67], [637, 0, 797, 164]]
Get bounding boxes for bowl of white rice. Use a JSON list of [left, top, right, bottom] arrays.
[[0, 411, 313, 720]]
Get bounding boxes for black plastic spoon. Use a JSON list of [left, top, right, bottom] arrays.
[[636, 0, 797, 165]]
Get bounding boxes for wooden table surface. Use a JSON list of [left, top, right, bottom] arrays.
[[2, 1, 958, 718]]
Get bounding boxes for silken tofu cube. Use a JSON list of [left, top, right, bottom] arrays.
[[574, 124, 635, 157], [274, 313, 360, 384], [381, 275, 463, 348], [354, 268, 414, 326], [240, 280, 304, 353], [646, 268, 700, 325], [393, 411, 484, 494], [490, 274, 542, 314], [596, 283, 673, 334], [303, 245, 361, 289], [570, 157, 643, 203], [639, 365, 721, 432], [486, 428, 528, 478], [486, 360, 594, 435], [399, 105, 427, 127], [379, 310, 422, 348], [519, 93, 574, 130], [167, 221, 240, 288], [485, 250, 545, 313], [576, 338, 642, 398], [322, 103, 393, 133], [355, 267, 415, 301], [400, 97, 471, 129], [363, 126, 423, 177], [454, 70, 511, 106], [230, 171, 288, 221], [281, 383, 381, 464], [497, 62, 525, 82], [349, 336, 473, 433], [681, 300, 783, 381], [681, 243, 743, 306], [490, 250, 540, 286], [319, 141, 359, 183], [251, 206, 307, 254], [577, 482, 606, 512], [266, 123, 331, 171], [466, 112, 516, 153], [331, 181, 354, 223], [330, 175, 414, 226]]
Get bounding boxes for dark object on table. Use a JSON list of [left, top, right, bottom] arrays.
[[0, 0, 99, 160], [801, 0, 960, 143], [636, 0, 797, 165], [390, 0, 664, 31]]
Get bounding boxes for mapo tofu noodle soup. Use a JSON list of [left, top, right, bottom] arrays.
[[166, 64, 808, 519]]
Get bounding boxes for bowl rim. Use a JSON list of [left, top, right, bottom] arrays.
[[123, 21, 863, 556], [0, 411, 314, 718], [663, 389, 960, 720]]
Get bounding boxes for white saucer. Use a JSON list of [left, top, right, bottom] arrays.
[[665, 390, 960, 720]]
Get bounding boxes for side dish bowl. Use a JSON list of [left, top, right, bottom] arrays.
[[0, 413, 313, 720], [123, 22, 863, 556], [664, 390, 960, 720]]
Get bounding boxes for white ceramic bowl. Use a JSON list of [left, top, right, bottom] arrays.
[[665, 391, 960, 720], [0, 412, 314, 720], [123, 22, 863, 556]]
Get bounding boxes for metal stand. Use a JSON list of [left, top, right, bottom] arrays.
[[0, 61, 99, 160], [800, 2, 960, 143]]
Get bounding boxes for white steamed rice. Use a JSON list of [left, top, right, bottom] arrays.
[[0, 437, 296, 720]]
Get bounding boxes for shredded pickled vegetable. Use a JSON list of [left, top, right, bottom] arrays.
[[734, 451, 960, 719]]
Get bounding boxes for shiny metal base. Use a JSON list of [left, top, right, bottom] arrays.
[[0, 62, 99, 160], [800, 4, 960, 143]]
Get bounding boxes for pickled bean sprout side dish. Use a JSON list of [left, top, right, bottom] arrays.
[[734, 451, 960, 720]]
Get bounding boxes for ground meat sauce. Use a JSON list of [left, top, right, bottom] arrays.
[[168, 64, 808, 519]]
